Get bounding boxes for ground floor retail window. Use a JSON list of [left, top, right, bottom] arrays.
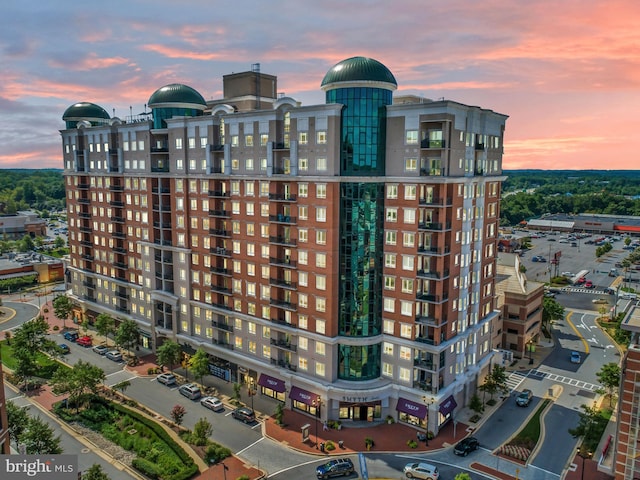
[[261, 386, 285, 402], [338, 402, 381, 421], [292, 400, 319, 416], [399, 412, 426, 429]]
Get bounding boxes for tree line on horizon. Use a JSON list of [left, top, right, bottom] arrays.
[[1, 168, 639, 227]]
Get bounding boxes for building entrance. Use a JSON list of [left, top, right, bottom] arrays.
[[338, 401, 381, 422]]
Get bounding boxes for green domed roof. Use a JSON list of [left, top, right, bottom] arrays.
[[62, 102, 110, 121], [321, 56, 397, 88], [148, 83, 206, 108]]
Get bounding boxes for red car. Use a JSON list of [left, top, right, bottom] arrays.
[[76, 336, 93, 347], [584, 281, 594, 289], [576, 277, 586, 284]]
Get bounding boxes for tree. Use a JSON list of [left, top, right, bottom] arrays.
[[479, 365, 509, 403], [112, 380, 131, 400], [95, 313, 115, 346], [192, 417, 213, 445], [569, 403, 601, 446], [6, 401, 29, 447], [596, 363, 621, 407], [54, 236, 65, 249], [156, 340, 182, 373], [170, 404, 186, 426], [115, 319, 139, 358], [20, 416, 63, 454], [50, 360, 105, 412], [469, 393, 484, 414], [12, 317, 53, 388], [82, 464, 111, 480], [53, 295, 74, 331], [542, 297, 565, 329], [189, 348, 210, 388]]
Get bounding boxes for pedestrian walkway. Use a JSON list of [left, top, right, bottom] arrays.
[[529, 369, 601, 392]]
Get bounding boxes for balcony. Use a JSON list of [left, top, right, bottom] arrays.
[[81, 254, 94, 261], [211, 320, 233, 332], [269, 214, 296, 224], [419, 197, 452, 207], [115, 305, 130, 314], [110, 216, 125, 224], [209, 209, 230, 218], [109, 184, 125, 192], [273, 142, 289, 150], [151, 145, 169, 153], [78, 198, 90, 205], [269, 257, 296, 268], [153, 239, 173, 246], [155, 271, 173, 280], [112, 246, 127, 254], [415, 315, 437, 326], [414, 358, 435, 369], [210, 246, 231, 257], [114, 261, 127, 270], [269, 278, 297, 289], [152, 204, 172, 212], [210, 266, 232, 276], [270, 298, 297, 311], [112, 230, 126, 239], [151, 187, 170, 194], [209, 144, 224, 152], [420, 167, 444, 177], [208, 190, 230, 198], [211, 301, 232, 311], [115, 290, 129, 300], [82, 280, 95, 288], [82, 294, 96, 302], [79, 226, 92, 234], [77, 182, 90, 190], [151, 165, 170, 173], [416, 269, 449, 280], [109, 200, 124, 208], [415, 336, 436, 345], [270, 338, 297, 352], [420, 139, 446, 149], [154, 253, 173, 263], [417, 245, 450, 256], [209, 228, 230, 237], [269, 236, 297, 247], [210, 284, 232, 295], [270, 317, 297, 328], [80, 240, 92, 247], [418, 221, 451, 231], [271, 358, 297, 372], [415, 292, 449, 303], [268, 193, 297, 202], [153, 221, 172, 229], [212, 339, 234, 350], [79, 212, 91, 219]]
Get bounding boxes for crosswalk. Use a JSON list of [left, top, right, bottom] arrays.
[[529, 369, 601, 392], [505, 370, 529, 392]]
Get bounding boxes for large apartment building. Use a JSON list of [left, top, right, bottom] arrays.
[[60, 57, 507, 435]]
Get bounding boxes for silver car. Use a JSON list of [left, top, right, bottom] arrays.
[[200, 396, 224, 411]]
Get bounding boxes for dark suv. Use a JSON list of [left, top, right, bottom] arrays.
[[516, 389, 533, 407], [316, 458, 354, 479], [453, 436, 479, 456], [231, 407, 256, 423]]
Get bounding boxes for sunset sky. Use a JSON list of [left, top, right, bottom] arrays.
[[1, 0, 638, 170]]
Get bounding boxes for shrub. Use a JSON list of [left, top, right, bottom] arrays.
[[52, 325, 59, 331], [407, 439, 418, 449], [325, 440, 336, 451], [132, 458, 161, 479], [365, 437, 374, 450], [204, 443, 232, 464]]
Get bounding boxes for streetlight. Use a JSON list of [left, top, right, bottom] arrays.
[[579, 449, 591, 480], [527, 340, 534, 365], [221, 462, 229, 480], [421, 396, 432, 446], [312, 397, 322, 449], [248, 380, 256, 413]]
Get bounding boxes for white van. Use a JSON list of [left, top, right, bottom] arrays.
[[178, 383, 201, 400]]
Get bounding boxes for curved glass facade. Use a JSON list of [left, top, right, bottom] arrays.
[[326, 87, 391, 176], [152, 107, 203, 129], [338, 183, 383, 339], [338, 344, 381, 381]]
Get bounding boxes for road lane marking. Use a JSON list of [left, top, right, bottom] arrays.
[[235, 436, 264, 456], [566, 311, 590, 354]]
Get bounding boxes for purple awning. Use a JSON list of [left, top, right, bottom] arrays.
[[396, 397, 427, 418], [289, 386, 319, 406], [439, 395, 458, 416], [258, 374, 285, 393]]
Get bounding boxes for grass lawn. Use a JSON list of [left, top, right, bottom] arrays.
[[0, 340, 69, 378], [511, 399, 551, 449]]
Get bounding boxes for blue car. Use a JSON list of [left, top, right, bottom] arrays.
[[58, 344, 70, 354]]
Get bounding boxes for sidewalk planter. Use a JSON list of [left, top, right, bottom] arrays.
[[365, 437, 374, 450]]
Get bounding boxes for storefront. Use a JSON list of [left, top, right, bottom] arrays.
[[258, 374, 286, 402], [139, 331, 152, 350], [396, 397, 428, 428], [290, 386, 320, 416], [438, 395, 457, 426], [338, 400, 381, 422]]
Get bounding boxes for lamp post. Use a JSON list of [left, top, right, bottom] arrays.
[[527, 340, 534, 365], [312, 397, 322, 449], [422, 396, 432, 446]]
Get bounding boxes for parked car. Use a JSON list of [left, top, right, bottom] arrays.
[[178, 383, 202, 400], [453, 436, 480, 456], [316, 458, 355, 479], [570, 351, 582, 364], [584, 280, 594, 288], [156, 373, 177, 386], [516, 389, 533, 407], [58, 343, 70, 354], [106, 350, 123, 362], [63, 331, 79, 342], [402, 462, 440, 479], [200, 396, 224, 412], [92, 344, 109, 355], [76, 336, 93, 347], [231, 407, 256, 423]]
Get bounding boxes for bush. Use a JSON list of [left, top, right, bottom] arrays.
[[52, 325, 59, 331], [132, 458, 161, 479], [204, 443, 232, 464], [325, 440, 336, 451], [407, 439, 418, 448]]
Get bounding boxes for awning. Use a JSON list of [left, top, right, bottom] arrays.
[[258, 374, 286, 393], [396, 397, 427, 418], [439, 395, 458, 416], [289, 386, 319, 406]]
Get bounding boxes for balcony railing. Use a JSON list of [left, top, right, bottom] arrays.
[[211, 320, 233, 332], [269, 257, 296, 268], [419, 197, 452, 207], [269, 236, 297, 246], [210, 266, 232, 276], [270, 317, 297, 328], [416, 269, 449, 280], [270, 298, 297, 311], [210, 246, 231, 257], [209, 228, 230, 237], [417, 245, 450, 255], [208, 190, 230, 198], [268, 193, 297, 202], [420, 139, 446, 149], [209, 209, 230, 218], [269, 278, 297, 289], [210, 284, 232, 295], [270, 338, 298, 352], [269, 214, 296, 224], [415, 292, 449, 303], [418, 221, 451, 231]]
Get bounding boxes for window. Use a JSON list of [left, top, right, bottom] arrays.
[[400, 301, 412, 316], [316, 297, 326, 312], [316, 319, 325, 334], [386, 208, 398, 222], [188, 137, 196, 149], [399, 346, 411, 361], [384, 276, 396, 290], [401, 278, 413, 293], [400, 324, 412, 339], [245, 135, 253, 147], [299, 183, 308, 197], [315, 341, 325, 355], [383, 320, 394, 334], [315, 230, 326, 245], [299, 206, 308, 220], [316, 275, 326, 290], [316, 184, 326, 198], [385, 231, 397, 245], [246, 158, 254, 170], [316, 207, 326, 222], [315, 362, 325, 377], [402, 255, 414, 271], [404, 185, 417, 200], [316, 131, 327, 144], [406, 130, 418, 144], [298, 132, 308, 144], [175, 138, 183, 149], [387, 185, 398, 199], [317, 157, 327, 171], [382, 362, 393, 377], [402, 232, 415, 247], [299, 229, 308, 243], [315, 253, 326, 268], [385, 254, 396, 268], [384, 298, 395, 313], [405, 158, 417, 171]]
